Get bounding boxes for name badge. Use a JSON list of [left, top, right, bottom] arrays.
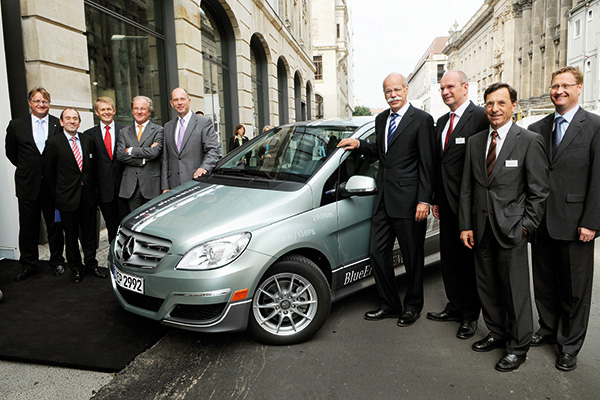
[[455, 137, 465, 144], [505, 159, 518, 167]]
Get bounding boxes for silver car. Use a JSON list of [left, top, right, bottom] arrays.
[[109, 117, 440, 345]]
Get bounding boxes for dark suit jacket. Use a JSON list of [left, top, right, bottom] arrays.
[[5, 114, 62, 200], [161, 113, 220, 190], [359, 104, 436, 218], [528, 108, 600, 240], [434, 101, 489, 214], [116, 121, 164, 199], [83, 123, 125, 203], [459, 123, 549, 248], [43, 132, 97, 212]]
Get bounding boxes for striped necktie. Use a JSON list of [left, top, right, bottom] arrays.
[[387, 112, 399, 149], [486, 130, 498, 178], [70, 136, 83, 171]]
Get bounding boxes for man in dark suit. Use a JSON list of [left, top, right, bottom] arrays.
[[44, 108, 104, 283], [5, 87, 65, 281], [459, 83, 549, 371], [338, 72, 436, 327], [116, 96, 164, 210], [83, 97, 127, 244], [528, 66, 600, 372], [428, 71, 488, 339], [161, 88, 219, 192]]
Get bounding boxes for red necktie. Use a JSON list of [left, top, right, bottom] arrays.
[[70, 137, 83, 171], [443, 113, 455, 151], [104, 125, 112, 160]]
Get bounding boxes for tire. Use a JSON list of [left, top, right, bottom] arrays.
[[248, 254, 331, 345]]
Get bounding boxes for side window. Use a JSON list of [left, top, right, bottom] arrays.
[[320, 129, 379, 206]]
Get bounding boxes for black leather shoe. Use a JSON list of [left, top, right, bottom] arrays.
[[556, 352, 577, 371], [426, 310, 461, 322], [495, 352, 526, 372], [457, 320, 477, 339], [531, 332, 556, 347], [472, 334, 505, 352], [397, 310, 420, 327], [71, 271, 83, 284], [364, 309, 400, 321], [88, 267, 108, 279], [15, 269, 36, 282], [53, 265, 65, 277]]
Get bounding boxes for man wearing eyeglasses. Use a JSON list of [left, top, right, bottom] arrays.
[[527, 66, 600, 372], [5, 87, 65, 281]]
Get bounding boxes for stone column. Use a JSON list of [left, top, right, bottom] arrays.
[[173, 0, 204, 104], [531, 0, 544, 101], [521, 1, 533, 104], [20, 0, 92, 126]]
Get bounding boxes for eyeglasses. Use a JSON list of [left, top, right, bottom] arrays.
[[549, 83, 579, 91], [30, 99, 49, 105]]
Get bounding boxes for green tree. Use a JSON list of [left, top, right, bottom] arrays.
[[353, 105, 372, 116]]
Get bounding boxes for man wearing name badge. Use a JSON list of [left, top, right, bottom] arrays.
[[83, 97, 127, 245], [44, 108, 102, 284], [528, 66, 600, 372], [5, 87, 65, 281], [459, 83, 549, 372], [338, 72, 436, 327], [116, 96, 164, 211], [161, 87, 219, 193], [428, 71, 488, 340]]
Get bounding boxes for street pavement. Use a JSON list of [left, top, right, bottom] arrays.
[[2, 233, 600, 399]]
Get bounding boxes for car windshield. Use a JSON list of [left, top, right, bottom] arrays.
[[214, 124, 361, 183]]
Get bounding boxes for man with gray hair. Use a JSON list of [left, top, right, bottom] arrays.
[[116, 95, 164, 210]]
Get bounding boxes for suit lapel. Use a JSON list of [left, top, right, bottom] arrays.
[[539, 115, 554, 160], [388, 105, 414, 149], [436, 113, 449, 155], [139, 122, 154, 145], [377, 110, 389, 156], [489, 124, 519, 182], [554, 108, 585, 162], [472, 132, 488, 181]]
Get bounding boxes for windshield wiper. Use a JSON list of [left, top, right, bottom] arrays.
[[213, 167, 274, 180]]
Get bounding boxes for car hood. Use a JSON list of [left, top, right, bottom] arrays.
[[121, 180, 313, 254]]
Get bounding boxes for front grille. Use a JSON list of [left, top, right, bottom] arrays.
[[169, 303, 227, 322], [117, 286, 164, 312], [115, 226, 171, 269]]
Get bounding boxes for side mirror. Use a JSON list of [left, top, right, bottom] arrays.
[[338, 175, 377, 198]]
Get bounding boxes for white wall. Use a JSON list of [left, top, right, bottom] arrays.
[[0, 5, 19, 259]]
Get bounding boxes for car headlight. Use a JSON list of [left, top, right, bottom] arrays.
[[176, 232, 251, 271]]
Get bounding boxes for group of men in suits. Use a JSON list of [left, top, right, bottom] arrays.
[[5, 87, 219, 284], [339, 67, 599, 373]]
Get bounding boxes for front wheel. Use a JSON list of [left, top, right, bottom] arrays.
[[248, 255, 331, 345]]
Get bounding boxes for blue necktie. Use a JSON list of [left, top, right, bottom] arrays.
[[387, 112, 399, 149], [553, 116, 566, 158]]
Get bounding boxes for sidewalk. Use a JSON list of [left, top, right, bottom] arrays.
[[0, 229, 114, 400]]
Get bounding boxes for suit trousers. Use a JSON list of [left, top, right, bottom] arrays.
[[532, 221, 594, 355], [125, 184, 151, 213], [60, 196, 98, 272], [438, 193, 480, 320], [17, 187, 64, 270], [370, 201, 427, 313], [474, 221, 533, 355], [99, 197, 130, 244]]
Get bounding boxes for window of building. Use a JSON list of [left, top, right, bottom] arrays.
[[85, 0, 168, 125], [201, 1, 237, 152], [575, 19, 581, 38], [437, 64, 445, 83], [306, 82, 312, 120], [278, 58, 289, 125], [294, 72, 304, 121], [316, 94, 324, 119], [336, 24, 340, 39], [588, 9, 593, 21], [314, 55, 323, 80], [250, 34, 269, 135]]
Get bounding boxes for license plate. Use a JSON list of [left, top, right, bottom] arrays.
[[114, 265, 144, 294]]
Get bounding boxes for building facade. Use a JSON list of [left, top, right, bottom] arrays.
[[311, 0, 353, 119], [568, 0, 600, 112], [0, 0, 318, 258], [444, 0, 574, 117]]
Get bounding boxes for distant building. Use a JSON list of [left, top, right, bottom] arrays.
[[407, 37, 450, 121], [444, 0, 574, 118], [568, 0, 600, 112], [312, 0, 354, 118]]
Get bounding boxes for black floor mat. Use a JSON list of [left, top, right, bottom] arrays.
[[0, 258, 168, 372]]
